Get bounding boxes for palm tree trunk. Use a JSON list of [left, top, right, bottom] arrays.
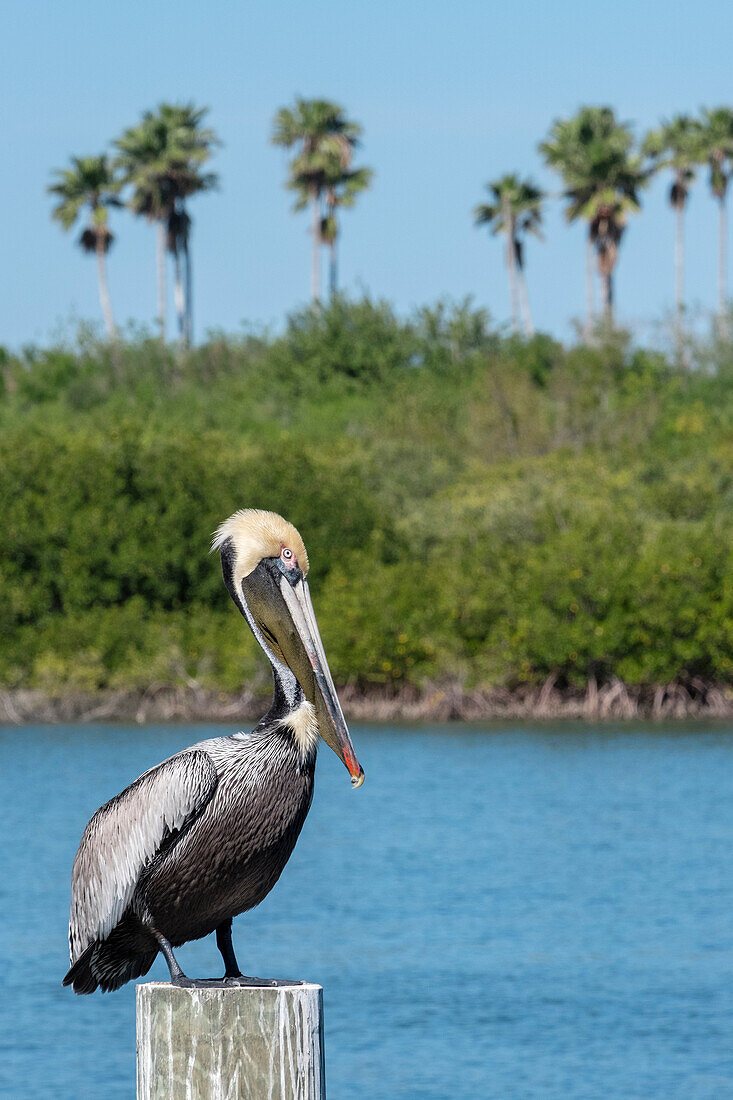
[[506, 235, 520, 333], [156, 221, 167, 342], [173, 247, 186, 343], [585, 236, 595, 340], [674, 202, 684, 357], [184, 236, 193, 347], [96, 241, 116, 339], [329, 239, 338, 298], [310, 194, 321, 303], [518, 267, 534, 338], [719, 194, 728, 340], [601, 270, 613, 322], [502, 200, 520, 334]]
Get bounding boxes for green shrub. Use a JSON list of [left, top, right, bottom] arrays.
[[2, 297, 733, 694]]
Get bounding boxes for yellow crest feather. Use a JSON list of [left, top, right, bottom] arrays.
[[212, 509, 309, 582]]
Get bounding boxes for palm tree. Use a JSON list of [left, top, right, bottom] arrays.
[[48, 155, 122, 338], [272, 98, 362, 302], [474, 174, 543, 336], [643, 116, 703, 347], [540, 106, 647, 328], [699, 107, 733, 336], [321, 165, 373, 298], [289, 146, 373, 298], [115, 103, 218, 344]]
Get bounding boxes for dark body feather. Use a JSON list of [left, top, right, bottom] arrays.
[[64, 714, 316, 994], [143, 726, 315, 944]]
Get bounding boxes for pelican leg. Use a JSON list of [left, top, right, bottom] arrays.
[[154, 931, 194, 986], [155, 928, 301, 988], [216, 919, 243, 978], [154, 930, 235, 988], [214, 921, 303, 987]]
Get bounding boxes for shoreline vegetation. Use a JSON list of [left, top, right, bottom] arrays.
[[3, 298, 733, 719], [2, 679, 733, 726]]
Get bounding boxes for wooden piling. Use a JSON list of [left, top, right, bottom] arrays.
[[136, 982, 325, 1100]]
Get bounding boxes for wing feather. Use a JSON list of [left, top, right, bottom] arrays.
[[68, 749, 217, 963]]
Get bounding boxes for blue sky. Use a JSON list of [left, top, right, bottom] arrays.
[[3, 0, 733, 347]]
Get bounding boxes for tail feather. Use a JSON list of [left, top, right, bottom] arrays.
[[63, 943, 98, 994], [63, 916, 158, 995]]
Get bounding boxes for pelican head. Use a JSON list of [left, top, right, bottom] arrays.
[[213, 509, 364, 787]]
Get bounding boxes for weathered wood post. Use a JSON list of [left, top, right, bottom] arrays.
[[136, 982, 325, 1099]]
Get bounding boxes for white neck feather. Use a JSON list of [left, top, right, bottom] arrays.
[[274, 700, 319, 760]]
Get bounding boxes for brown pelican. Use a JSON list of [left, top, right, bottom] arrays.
[[63, 509, 364, 995]]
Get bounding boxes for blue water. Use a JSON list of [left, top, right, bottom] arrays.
[[1, 723, 732, 1099]]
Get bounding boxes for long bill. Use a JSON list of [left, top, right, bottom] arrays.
[[280, 576, 365, 787]]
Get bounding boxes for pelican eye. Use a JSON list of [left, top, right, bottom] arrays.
[[277, 546, 300, 579]]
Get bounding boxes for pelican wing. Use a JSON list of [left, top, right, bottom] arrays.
[[69, 749, 218, 963]]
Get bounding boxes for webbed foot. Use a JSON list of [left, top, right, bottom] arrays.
[[170, 973, 303, 989], [223, 975, 304, 987], [171, 975, 226, 988], [157, 928, 304, 990]]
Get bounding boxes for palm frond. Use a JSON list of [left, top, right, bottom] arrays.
[[540, 106, 647, 231], [272, 97, 368, 211], [47, 154, 122, 241], [699, 107, 733, 199], [473, 174, 544, 241], [113, 102, 220, 221]]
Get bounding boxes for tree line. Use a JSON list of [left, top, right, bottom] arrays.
[[2, 299, 731, 702], [49, 100, 733, 349], [476, 105, 733, 345], [48, 98, 372, 345]]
